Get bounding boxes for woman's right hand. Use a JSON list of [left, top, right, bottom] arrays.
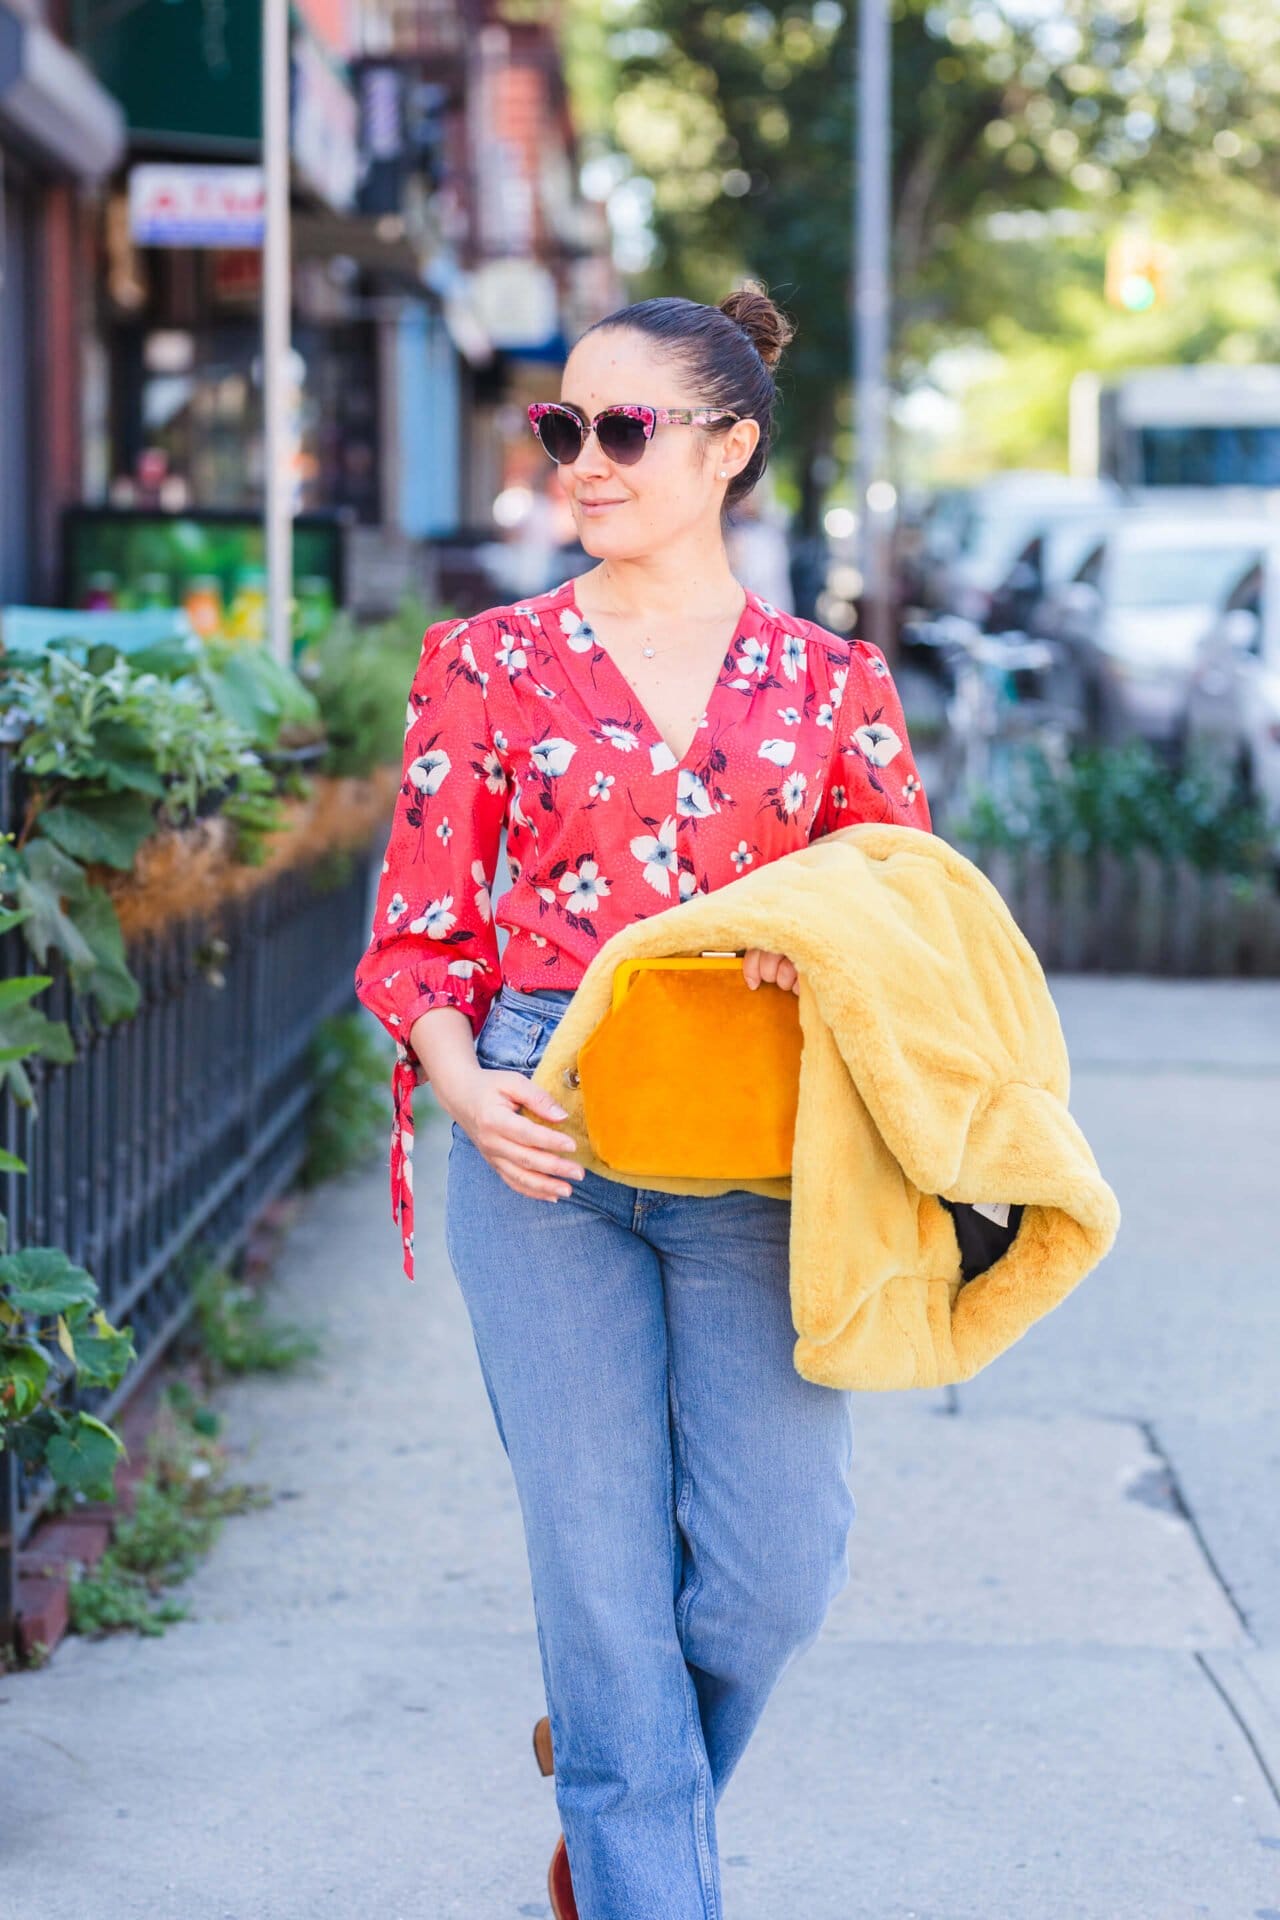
[[451, 1067, 586, 1202]]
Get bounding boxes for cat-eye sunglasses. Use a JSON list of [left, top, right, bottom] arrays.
[[527, 400, 742, 468]]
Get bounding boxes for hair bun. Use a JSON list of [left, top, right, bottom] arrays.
[[718, 281, 795, 372]]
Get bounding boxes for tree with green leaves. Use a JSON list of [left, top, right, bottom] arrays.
[[563, 0, 1279, 520]]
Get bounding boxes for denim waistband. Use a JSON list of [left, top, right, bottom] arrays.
[[499, 980, 578, 1010]]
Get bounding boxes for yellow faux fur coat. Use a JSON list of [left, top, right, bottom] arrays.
[[528, 821, 1122, 1393]]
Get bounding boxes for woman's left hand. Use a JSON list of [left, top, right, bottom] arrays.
[[742, 947, 801, 995]]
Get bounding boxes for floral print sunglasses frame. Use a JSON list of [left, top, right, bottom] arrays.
[[527, 400, 743, 467]]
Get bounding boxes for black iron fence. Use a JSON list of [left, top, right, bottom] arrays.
[[0, 790, 381, 1640]]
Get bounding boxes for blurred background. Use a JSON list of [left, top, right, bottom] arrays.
[[4, 13, 1280, 1888], [4, 0, 1280, 873]]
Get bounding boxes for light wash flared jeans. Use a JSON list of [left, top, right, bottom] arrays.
[[444, 979, 857, 1920]]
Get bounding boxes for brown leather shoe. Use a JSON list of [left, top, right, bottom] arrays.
[[548, 1831, 579, 1920], [533, 1712, 555, 1777]]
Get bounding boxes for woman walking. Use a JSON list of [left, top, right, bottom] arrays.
[[354, 286, 933, 1920]]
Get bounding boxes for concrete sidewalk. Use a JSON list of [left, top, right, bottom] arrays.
[[3, 977, 1278, 1919]]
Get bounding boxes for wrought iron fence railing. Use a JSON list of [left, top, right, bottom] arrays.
[[0, 795, 380, 1641]]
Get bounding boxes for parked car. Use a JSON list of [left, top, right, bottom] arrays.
[[900, 497, 1119, 701], [1031, 509, 1280, 752], [913, 472, 1123, 625], [1186, 541, 1280, 835], [984, 508, 1123, 636]]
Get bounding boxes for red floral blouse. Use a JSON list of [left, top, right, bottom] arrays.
[[353, 573, 933, 1280]]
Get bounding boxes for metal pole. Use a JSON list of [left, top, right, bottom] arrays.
[[855, 0, 892, 657], [263, 0, 292, 666]]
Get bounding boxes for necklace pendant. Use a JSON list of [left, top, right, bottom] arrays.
[[641, 644, 655, 657]]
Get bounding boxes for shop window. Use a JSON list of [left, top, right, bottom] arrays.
[[111, 318, 380, 521]]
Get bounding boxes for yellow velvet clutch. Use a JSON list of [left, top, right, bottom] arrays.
[[575, 952, 802, 1179]]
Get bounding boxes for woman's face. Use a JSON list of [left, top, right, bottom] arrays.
[[554, 328, 759, 561]]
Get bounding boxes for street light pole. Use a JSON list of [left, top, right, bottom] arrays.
[[855, 0, 893, 657], [263, 0, 292, 666]]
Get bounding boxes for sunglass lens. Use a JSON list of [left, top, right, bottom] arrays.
[[535, 410, 585, 464], [596, 411, 650, 465]]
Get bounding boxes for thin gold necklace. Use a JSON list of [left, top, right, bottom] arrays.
[[580, 588, 746, 659], [636, 633, 683, 660], [576, 611, 683, 661]]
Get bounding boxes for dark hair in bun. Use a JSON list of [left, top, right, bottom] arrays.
[[576, 280, 796, 513], [717, 281, 794, 372]]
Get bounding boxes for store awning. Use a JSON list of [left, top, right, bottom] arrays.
[[0, 3, 125, 178]]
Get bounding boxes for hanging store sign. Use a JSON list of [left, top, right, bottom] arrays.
[[128, 164, 265, 248], [70, 0, 261, 145], [292, 22, 359, 212], [353, 61, 449, 217], [470, 258, 559, 351]]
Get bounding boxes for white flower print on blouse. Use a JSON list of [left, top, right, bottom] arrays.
[[530, 737, 578, 778], [780, 630, 806, 681], [676, 768, 717, 817], [560, 608, 596, 652], [728, 633, 772, 688], [408, 893, 458, 937], [631, 815, 681, 895], [560, 857, 612, 913], [853, 720, 903, 766], [353, 579, 932, 1285], [408, 748, 450, 796]]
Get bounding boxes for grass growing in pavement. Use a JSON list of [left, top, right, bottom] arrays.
[[68, 1391, 272, 1639], [67, 1252, 322, 1643], [189, 1252, 323, 1375]]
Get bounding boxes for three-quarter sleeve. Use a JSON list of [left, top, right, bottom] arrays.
[[811, 636, 933, 839], [353, 614, 508, 1281], [356, 613, 508, 1049]]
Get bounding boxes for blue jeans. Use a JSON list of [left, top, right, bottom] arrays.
[[444, 979, 856, 1920]]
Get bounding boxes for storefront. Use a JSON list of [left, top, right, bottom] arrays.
[[80, 1, 383, 526], [100, 252, 382, 524], [0, 149, 34, 602], [0, 2, 124, 600]]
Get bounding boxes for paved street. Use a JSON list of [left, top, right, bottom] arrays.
[[3, 976, 1278, 1920]]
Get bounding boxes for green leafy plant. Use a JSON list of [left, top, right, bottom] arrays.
[[949, 738, 1278, 877], [0, 647, 286, 855], [188, 1250, 322, 1377], [198, 637, 326, 755], [0, 888, 138, 1547], [0, 615, 375, 1633], [3, 649, 256, 828], [66, 1392, 272, 1640], [297, 598, 449, 778], [214, 753, 295, 866], [0, 638, 294, 1037], [2, 834, 143, 1023], [0, 1242, 137, 1504], [0, 901, 77, 1107], [300, 1010, 395, 1187]]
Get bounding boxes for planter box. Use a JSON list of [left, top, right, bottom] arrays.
[[81, 766, 400, 944]]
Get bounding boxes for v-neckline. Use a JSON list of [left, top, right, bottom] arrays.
[[555, 576, 753, 773]]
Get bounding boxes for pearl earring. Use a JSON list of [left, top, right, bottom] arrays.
[[719, 469, 727, 478]]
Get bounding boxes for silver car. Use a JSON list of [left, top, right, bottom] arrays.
[[1186, 541, 1280, 842], [1032, 509, 1280, 752], [916, 473, 1122, 624]]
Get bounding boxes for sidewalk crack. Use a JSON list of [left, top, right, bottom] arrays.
[[1195, 1652, 1280, 1813], [1137, 1418, 1257, 1646]]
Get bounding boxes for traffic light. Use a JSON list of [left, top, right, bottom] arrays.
[[1105, 229, 1171, 312]]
